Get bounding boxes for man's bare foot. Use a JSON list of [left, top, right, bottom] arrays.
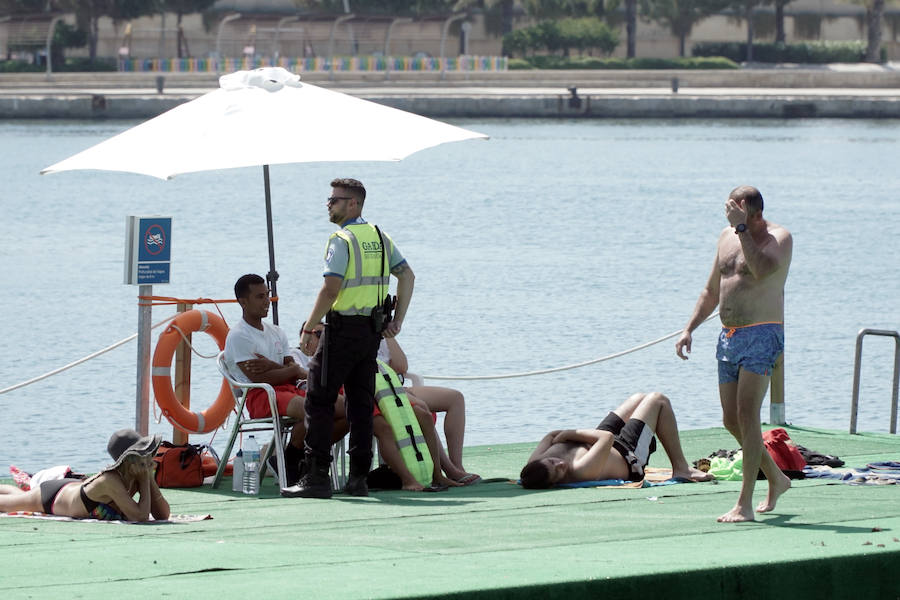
[[756, 472, 791, 513], [717, 504, 755, 523], [672, 467, 715, 482]]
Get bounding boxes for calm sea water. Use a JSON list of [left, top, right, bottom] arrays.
[[1, 117, 898, 473]]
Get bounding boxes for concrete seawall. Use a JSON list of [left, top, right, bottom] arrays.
[[2, 68, 899, 119]]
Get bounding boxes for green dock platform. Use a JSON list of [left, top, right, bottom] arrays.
[[2, 426, 899, 599]]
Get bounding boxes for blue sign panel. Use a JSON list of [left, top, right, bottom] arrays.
[[136, 217, 171, 284], [137, 263, 171, 285], [138, 218, 171, 262]]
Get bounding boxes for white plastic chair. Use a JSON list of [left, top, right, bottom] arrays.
[[213, 351, 294, 491], [405, 372, 425, 388], [213, 351, 347, 492]]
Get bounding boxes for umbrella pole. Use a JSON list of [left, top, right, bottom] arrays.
[[263, 164, 280, 325]]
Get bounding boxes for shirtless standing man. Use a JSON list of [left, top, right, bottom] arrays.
[[520, 392, 711, 488], [675, 185, 793, 523]]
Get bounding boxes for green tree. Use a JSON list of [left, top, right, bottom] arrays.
[[773, 0, 793, 43], [295, 0, 455, 15], [640, 0, 729, 57], [836, 0, 896, 62], [865, 0, 885, 61], [162, 0, 216, 57], [502, 16, 617, 55], [522, 0, 607, 19], [52, 0, 162, 62], [723, 0, 771, 62], [0, 0, 51, 13], [562, 16, 618, 54], [452, 0, 517, 37], [0, 1, 86, 66], [624, 0, 635, 57], [50, 20, 86, 66]]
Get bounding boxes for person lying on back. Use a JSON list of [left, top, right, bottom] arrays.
[[520, 392, 712, 488]]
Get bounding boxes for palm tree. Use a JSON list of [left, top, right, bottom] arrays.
[[773, 0, 793, 44], [864, 0, 885, 62], [624, 0, 636, 56], [725, 0, 770, 62], [841, 0, 893, 63], [640, 0, 729, 57]]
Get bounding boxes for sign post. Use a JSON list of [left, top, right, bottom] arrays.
[[125, 216, 172, 435]]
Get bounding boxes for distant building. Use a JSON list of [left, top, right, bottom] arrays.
[[2, 0, 897, 63]]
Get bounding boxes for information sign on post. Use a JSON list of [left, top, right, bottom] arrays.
[[125, 216, 172, 435], [125, 216, 172, 285]]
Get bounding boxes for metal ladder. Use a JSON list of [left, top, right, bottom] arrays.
[[849, 329, 900, 434]]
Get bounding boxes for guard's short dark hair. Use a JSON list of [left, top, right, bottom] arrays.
[[520, 459, 552, 489], [729, 185, 764, 215], [331, 178, 366, 205], [234, 273, 265, 300]]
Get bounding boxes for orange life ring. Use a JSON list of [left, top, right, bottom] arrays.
[[152, 309, 232, 434]]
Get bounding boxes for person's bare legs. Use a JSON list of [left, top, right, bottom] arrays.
[[718, 370, 791, 522], [408, 386, 475, 478], [408, 388, 478, 481], [285, 394, 348, 448], [373, 416, 424, 491], [435, 443, 469, 481], [611, 392, 647, 422], [284, 395, 307, 450], [721, 374, 791, 513], [0, 485, 42, 512], [412, 404, 460, 488], [627, 393, 712, 482]]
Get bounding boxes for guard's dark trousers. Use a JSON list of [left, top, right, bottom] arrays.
[[305, 315, 381, 479]]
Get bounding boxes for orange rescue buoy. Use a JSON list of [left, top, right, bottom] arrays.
[[152, 309, 232, 434]]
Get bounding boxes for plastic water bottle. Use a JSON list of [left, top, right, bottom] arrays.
[[242, 436, 260, 495], [231, 450, 244, 493]]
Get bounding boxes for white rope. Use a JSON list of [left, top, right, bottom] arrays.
[[420, 312, 719, 382], [0, 315, 178, 395], [169, 325, 221, 360], [0, 311, 719, 391]]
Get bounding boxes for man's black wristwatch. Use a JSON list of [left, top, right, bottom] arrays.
[[734, 223, 747, 234]]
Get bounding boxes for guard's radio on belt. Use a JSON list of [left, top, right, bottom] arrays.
[[373, 294, 396, 333], [373, 224, 394, 333]]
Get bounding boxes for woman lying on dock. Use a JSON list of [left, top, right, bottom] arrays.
[[520, 392, 712, 488], [0, 429, 170, 521]]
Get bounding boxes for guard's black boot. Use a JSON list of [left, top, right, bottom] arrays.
[[282, 444, 305, 486], [281, 456, 332, 499], [343, 472, 369, 497]]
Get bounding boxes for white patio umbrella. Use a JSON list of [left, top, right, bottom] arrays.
[[42, 67, 488, 323]]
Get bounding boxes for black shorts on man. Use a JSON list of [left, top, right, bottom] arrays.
[[597, 412, 658, 481]]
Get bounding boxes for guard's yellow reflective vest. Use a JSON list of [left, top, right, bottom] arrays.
[[329, 223, 390, 316], [375, 359, 433, 487]]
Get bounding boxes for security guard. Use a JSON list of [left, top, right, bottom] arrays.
[[283, 178, 414, 499]]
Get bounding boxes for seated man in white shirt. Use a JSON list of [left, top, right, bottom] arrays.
[[224, 274, 347, 486]]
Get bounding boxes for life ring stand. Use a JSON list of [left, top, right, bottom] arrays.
[[152, 309, 232, 434]]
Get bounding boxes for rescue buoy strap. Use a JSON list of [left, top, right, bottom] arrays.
[[404, 424, 424, 461]]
